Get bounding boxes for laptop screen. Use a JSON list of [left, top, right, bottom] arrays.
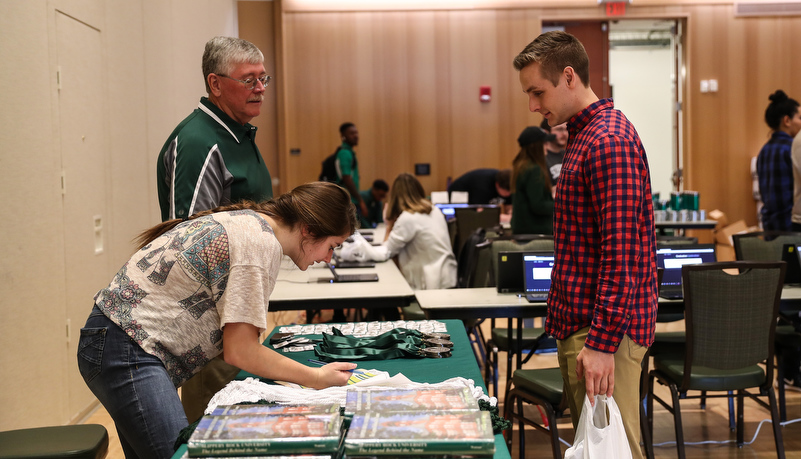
[[781, 244, 801, 284], [433, 203, 499, 220], [433, 203, 471, 220], [523, 253, 555, 294], [656, 244, 717, 290]]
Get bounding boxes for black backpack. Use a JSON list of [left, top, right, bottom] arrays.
[[319, 147, 341, 182]]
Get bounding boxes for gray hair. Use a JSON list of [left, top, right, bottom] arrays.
[[202, 36, 264, 93]]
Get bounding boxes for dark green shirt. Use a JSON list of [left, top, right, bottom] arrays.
[[359, 189, 384, 228], [336, 143, 360, 205], [511, 163, 554, 235], [156, 97, 273, 221]]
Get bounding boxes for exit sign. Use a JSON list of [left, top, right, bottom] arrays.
[[605, 2, 627, 16]]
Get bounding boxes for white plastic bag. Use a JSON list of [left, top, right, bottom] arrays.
[[564, 395, 633, 459], [339, 238, 369, 262]]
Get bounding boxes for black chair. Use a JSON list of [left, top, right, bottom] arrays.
[[485, 236, 554, 399], [732, 231, 801, 262], [503, 367, 566, 459], [453, 206, 501, 262], [457, 227, 492, 289], [504, 267, 658, 459], [647, 261, 786, 459], [774, 324, 801, 421], [456, 227, 492, 365], [732, 230, 801, 421], [505, 352, 655, 459], [0, 424, 109, 459], [650, 258, 740, 431]]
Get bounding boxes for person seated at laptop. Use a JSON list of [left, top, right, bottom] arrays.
[[359, 179, 389, 228], [372, 173, 457, 294], [511, 126, 555, 235], [76, 182, 358, 458]]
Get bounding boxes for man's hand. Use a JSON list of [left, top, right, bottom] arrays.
[[359, 200, 369, 217], [576, 346, 615, 406]]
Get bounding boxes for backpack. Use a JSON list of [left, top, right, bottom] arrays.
[[319, 147, 341, 182]]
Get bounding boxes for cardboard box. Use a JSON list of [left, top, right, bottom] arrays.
[[716, 243, 736, 262], [713, 219, 749, 246], [708, 209, 729, 229]]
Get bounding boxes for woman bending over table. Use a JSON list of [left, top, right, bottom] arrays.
[[77, 182, 358, 459]]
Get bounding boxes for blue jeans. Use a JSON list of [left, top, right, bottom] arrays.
[[77, 305, 188, 459]]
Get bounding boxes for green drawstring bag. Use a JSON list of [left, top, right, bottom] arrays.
[[314, 328, 427, 361]]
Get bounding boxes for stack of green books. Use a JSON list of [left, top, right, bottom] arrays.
[[342, 387, 495, 458], [186, 404, 343, 458]]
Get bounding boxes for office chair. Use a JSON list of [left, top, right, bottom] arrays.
[[647, 261, 786, 459]]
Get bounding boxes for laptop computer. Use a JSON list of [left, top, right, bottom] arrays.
[[523, 252, 555, 302], [497, 251, 526, 293], [656, 244, 717, 299], [781, 244, 801, 284], [321, 263, 379, 283], [330, 252, 376, 269], [434, 203, 469, 221]]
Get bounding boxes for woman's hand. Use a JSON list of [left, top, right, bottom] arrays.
[[223, 323, 356, 389], [311, 362, 358, 389]]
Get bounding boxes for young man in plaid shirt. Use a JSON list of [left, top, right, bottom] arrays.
[[514, 31, 657, 458]]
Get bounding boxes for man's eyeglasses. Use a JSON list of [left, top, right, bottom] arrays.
[[218, 74, 271, 90]]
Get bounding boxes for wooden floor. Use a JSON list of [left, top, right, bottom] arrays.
[[83, 317, 801, 459]]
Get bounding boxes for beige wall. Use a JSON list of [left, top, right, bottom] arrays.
[[0, 0, 240, 430]]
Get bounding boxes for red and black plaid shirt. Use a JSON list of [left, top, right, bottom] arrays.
[[546, 99, 658, 353]]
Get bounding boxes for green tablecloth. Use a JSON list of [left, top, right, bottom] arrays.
[[238, 319, 481, 385], [173, 319, 512, 459]]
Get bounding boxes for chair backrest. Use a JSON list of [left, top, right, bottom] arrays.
[[733, 231, 801, 262], [454, 206, 501, 259], [681, 261, 785, 391], [490, 236, 555, 287], [457, 227, 491, 288]]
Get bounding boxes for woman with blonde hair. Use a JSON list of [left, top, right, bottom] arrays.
[[510, 126, 555, 235], [374, 173, 457, 291], [78, 182, 358, 459]]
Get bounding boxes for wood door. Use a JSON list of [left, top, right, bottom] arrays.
[[563, 21, 611, 99]]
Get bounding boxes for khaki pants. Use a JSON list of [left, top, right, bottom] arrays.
[[557, 327, 647, 459]]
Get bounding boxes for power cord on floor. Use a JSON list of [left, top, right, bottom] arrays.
[[653, 416, 801, 447], [538, 415, 801, 449]]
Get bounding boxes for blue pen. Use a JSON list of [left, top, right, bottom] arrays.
[[308, 358, 361, 373]]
